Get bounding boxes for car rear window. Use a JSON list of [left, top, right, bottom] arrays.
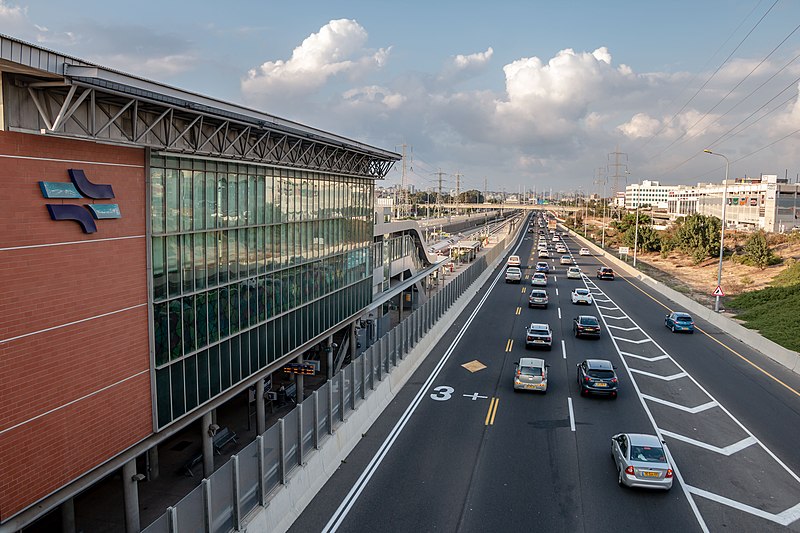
[[676, 316, 693, 323], [587, 369, 614, 378], [530, 326, 549, 334], [520, 366, 543, 376], [576, 289, 589, 295], [582, 317, 599, 325], [630, 445, 666, 463], [531, 291, 546, 297]]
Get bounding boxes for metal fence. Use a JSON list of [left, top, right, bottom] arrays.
[[142, 224, 518, 533]]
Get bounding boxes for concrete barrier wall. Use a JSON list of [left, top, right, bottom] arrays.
[[245, 221, 523, 533], [563, 227, 800, 375]]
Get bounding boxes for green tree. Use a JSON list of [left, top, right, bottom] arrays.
[[743, 230, 774, 269], [623, 224, 661, 252], [674, 214, 721, 264]]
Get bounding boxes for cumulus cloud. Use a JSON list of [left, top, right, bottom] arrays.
[[618, 113, 662, 139], [453, 47, 493, 70], [343, 85, 406, 110], [242, 19, 390, 104]]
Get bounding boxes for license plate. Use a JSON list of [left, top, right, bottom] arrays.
[[642, 471, 659, 477], [595, 382, 607, 387], [534, 339, 544, 343]]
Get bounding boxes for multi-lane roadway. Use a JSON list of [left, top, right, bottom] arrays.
[[291, 214, 800, 532]]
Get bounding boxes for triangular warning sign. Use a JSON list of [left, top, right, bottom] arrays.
[[712, 285, 725, 297]]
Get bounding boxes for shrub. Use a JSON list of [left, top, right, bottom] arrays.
[[674, 214, 721, 264], [742, 230, 774, 270], [771, 258, 800, 287]]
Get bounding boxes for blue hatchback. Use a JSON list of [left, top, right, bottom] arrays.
[[665, 312, 694, 333], [535, 261, 550, 273]]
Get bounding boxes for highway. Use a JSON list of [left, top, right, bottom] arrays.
[[290, 214, 800, 533]]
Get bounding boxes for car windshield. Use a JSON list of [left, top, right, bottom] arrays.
[[630, 445, 666, 463], [520, 366, 543, 376], [587, 369, 614, 378], [581, 317, 599, 325]]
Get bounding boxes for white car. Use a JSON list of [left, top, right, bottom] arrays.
[[560, 255, 573, 265], [507, 255, 521, 267], [556, 246, 567, 254], [579, 248, 591, 256], [505, 267, 522, 283], [567, 266, 582, 279], [571, 288, 593, 305], [531, 273, 548, 287], [538, 250, 550, 259]]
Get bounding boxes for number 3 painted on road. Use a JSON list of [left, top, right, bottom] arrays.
[[430, 385, 454, 401]]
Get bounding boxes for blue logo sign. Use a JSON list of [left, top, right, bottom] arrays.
[[40, 169, 121, 233]]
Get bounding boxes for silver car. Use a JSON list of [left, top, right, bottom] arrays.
[[513, 357, 549, 392], [611, 433, 673, 490]]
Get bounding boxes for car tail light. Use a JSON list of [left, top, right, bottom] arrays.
[[625, 466, 635, 475], [516, 369, 521, 377], [584, 376, 590, 382], [611, 378, 618, 383], [665, 469, 673, 478], [545, 337, 551, 342]]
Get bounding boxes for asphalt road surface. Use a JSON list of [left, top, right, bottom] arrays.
[[291, 214, 800, 533]]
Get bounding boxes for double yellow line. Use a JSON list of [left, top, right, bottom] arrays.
[[505, 339, 514, 352], [485, 397, 499, 425]]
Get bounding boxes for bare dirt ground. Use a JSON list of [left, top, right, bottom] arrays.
[[578, 217, 800, 307]]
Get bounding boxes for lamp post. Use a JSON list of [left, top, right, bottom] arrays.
[[633, 203, 640, 267], [703, 149, 730, 313]]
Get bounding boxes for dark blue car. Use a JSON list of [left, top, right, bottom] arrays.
[[535, 261, 550, 273], [665, 312, 694, 333]]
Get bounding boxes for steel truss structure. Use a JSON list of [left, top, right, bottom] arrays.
[[6, 69, 397, 179]]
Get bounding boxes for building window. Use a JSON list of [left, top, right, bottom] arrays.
[[149, 155, 374, 428]]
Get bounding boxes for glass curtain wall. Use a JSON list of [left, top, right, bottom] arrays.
[[150, 155, 374, 428]]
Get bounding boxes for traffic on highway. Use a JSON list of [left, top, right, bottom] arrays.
[[291, 213, 800, 533]]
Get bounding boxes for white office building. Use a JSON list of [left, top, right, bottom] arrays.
[[666, 175, 800, 233], [624, 180, 678, 209]]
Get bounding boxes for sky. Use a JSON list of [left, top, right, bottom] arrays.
[[3, 0, 800, 196]]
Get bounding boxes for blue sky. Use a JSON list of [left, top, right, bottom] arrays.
[[3, 0, 800, 195]]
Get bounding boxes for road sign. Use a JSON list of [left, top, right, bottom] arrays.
[[712, 285, 725, 297], [618, 246, 629, 255]]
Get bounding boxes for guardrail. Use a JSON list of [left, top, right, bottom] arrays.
[[142, 217, 524, 533], [561, 225, 800, 376]]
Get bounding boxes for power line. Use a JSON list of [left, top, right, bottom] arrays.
[[636, 0, 767, 152], [641, 0, 779, 155], [648, 19, 800, 161]]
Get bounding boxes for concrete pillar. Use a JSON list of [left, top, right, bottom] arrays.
[[202, 412, 214, 478], [256, 378, 266, 435], [122, 459, 140, 533], [60, 497, 76, 533], [398, 292, 404, 321], [295, 355, 304, 404], [147, 446, 159, 481], [349, 322, 357, 360], [326, 335, 334, 380]]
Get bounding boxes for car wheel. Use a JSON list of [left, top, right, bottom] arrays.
[[671, 324, 675, 332], [611, 391, 618, 399], [618, 467, 625, 487], [689, 330, 694, 334], [580, 387, 588, 397]]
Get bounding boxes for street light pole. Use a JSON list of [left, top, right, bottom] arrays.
[[703, 149, 730, 313], [633, 203, 640, 267], [601, 179, 607, 249]]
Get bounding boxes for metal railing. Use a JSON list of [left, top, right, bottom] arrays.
[[142, 223, 519, 533]]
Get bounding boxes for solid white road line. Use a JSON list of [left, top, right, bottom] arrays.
[[322, 221, 529, 532], [567, 397, 575, 432]]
